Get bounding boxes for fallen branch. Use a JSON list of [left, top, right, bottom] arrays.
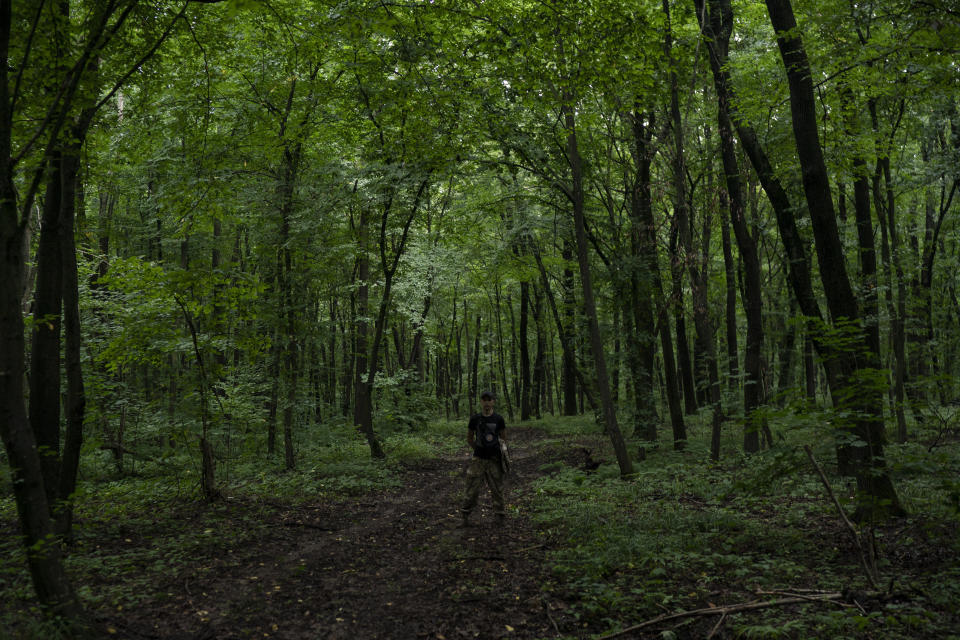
[[516, 543, 545, 553], [803, 445, 880, 590], [597, 594, 844, 640], [539, 596, 561, 637], [756, 589, 851, 607], [706, 612, 726, 640], [280, 521, 336, 531]]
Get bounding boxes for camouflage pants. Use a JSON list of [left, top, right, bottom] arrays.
[[461, 457, 505, 516]]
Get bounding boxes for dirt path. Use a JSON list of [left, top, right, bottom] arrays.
[[109, 427, 590, 639]]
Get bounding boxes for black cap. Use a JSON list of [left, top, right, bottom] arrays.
[[480, 390, 495, 400]]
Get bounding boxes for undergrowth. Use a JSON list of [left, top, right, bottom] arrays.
[[525, 411, 960, 639], [0, 417, 462, 638], [3, 408, 959, 639]]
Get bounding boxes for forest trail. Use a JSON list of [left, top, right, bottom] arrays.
[[110, 427, 590, 640]]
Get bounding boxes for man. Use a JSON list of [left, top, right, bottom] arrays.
[[459, 390, 507, 527]]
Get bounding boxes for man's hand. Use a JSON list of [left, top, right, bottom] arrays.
[[467, 430, 475, 449]]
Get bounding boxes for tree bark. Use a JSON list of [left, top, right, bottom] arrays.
[[493, 283, 516, 419], [721, 190, 740, 394], [563, 99, 633, 476], [764, 0, 903, 518], [56, 140, 86, 538], [520, 280, 532, 420], [561, 241, 578, 414], [532, 244, 597, 413], [870, 99, 908, 442], [0, 169, 80, 619], [279, 144, 300, 470], [357, 178, 427, 456], [695, 0, 766, 454], [532, 286, 546, 418], [631, 109, 685, 446], [30, 152, 65, 508], [667, 0, 720, 444]]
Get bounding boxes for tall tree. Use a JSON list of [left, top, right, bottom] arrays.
[[694, 0, 766, 455], [764, 0, 903, 518]]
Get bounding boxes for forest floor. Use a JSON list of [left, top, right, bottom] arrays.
[[85, 426, 597, 639], [4, 420, 960, 639]]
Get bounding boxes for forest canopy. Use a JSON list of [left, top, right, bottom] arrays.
[[1, 0, 959, 636]]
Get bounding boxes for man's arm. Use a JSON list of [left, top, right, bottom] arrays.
[[466, 415, 476, 449]]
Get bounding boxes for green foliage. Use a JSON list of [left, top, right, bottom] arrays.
[[374, 371, 443, 433], [0, 408, 464, 632], [525, 412, 960, 637]]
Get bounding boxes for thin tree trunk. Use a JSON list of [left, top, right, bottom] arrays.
[[563, 98, 633, 477], [561, 241, 578, 414], [471, 314, 481, 403], [721, 190, 740, 394], [870, 98, 908, 441], [520, 280, 532, 420], [632, 109, 685, 446], [56, 142, 86, 537], [673, 285, 697, 414], [627, 110, 663, 441], [532, 245, 597, 412], [695, 1, 766, 454], [352, 204, 378, 452], [494, 283, 515, 418], [358, 178, 427, 456], [667, 0, 720, 442], [804, 332, 817, 401], [775, 297, 798, 403], [533, 286, 546, 418]]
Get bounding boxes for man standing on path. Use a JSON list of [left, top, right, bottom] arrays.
[[460, 390, 507, 527]]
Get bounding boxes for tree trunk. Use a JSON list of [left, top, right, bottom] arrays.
[[804, 332, 817, 401], [327, 296, 338, 408], [561, 241, 578, 415], [775, 297, 798, 403], [0, 180, 80, 620], [674, 291, 697, 414], [870, 99, 909, 441], [520, 280, 532, 420], [667, 0, 720, 445], [765, 0, 903, 519], [352, 203, 382, 455], [471, 314, 481, 403], [494, 283, 515, 418], [695, 0, 766, 454], [721, 191, 740, 394], [277, 142, 301, 469], [564, 99, 633, 477], [532, 245, 597, 414], [267, 338, 280, 455], [56, 142, 86, 538], [357, 178, 427, 456], [533, 286, 546, 418], [632, 109, 685, 446], [30, 153, 65, 508]]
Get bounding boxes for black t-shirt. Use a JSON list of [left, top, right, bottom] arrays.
[[468, 412, 506, 459]]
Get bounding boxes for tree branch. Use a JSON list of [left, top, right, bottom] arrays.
[[598, 594, 844, 640], [803, 445, 880, 590]]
